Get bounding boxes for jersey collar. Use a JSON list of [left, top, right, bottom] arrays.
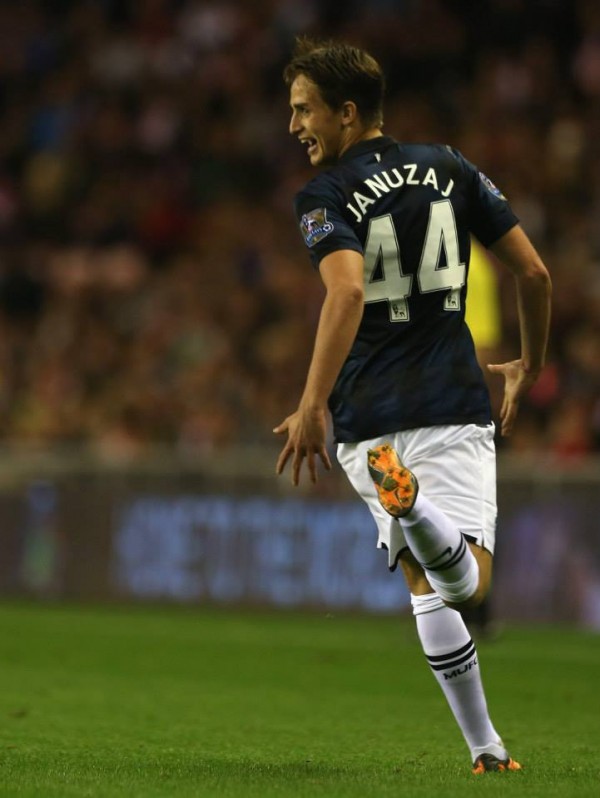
[[339, 135, 397, 163]]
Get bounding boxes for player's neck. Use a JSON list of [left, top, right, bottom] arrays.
[[339, 127, 383, 158]]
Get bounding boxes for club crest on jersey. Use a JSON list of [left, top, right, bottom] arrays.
[[479, 172, 506, 200], [300, 208, 334, 248]]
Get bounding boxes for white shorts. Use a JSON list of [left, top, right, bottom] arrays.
[[337, 424, 497, 570]]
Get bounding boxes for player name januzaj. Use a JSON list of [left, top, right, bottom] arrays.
[[346, 165, 454, 223]]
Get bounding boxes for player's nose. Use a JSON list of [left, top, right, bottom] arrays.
[[289, 112, 301, 135]]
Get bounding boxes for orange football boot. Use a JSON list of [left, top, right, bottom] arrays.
[[472, 754, 522, 774], [367, 443, 418, 518]]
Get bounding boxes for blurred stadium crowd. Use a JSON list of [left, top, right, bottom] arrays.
[[0, 0, 599, 460]]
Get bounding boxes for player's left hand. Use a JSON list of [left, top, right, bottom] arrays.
[[274, 405, 332, 486], [487, 358, 541, 437]]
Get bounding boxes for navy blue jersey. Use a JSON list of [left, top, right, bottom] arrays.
[[294, 136, 518, 443]]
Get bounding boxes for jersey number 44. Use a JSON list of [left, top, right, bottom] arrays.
[[364, 199, 465, 322]]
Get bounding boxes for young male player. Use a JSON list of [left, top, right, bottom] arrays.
[[274, 38, 551, 773]]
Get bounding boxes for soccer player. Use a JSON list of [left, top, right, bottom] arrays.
[[274, 38, 551, 773]]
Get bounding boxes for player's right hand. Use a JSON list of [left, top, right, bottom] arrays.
[[273, 405, 332, 486]]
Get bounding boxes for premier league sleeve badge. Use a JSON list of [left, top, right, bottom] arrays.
[[300, 208, 334, 248]]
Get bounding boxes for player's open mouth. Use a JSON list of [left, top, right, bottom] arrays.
[[304, 138, 317, 156]]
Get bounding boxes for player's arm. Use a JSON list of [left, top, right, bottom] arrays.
[[487, 224, 552, 436], [300, 249, 364, 408], [274, 249, 364, 485]]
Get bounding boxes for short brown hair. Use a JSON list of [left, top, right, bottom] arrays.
[[283, 37, 385, 128]]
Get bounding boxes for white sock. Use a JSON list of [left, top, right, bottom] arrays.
[[400, 493, 479, 603], [411, 593, 507, 762]]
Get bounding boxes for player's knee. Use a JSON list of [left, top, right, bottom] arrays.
[[445, 564, 492, 610], [446, 582, 488, 611], [428, 545, 491, 607], [401, 542, 493, 609]]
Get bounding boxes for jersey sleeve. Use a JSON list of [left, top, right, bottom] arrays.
[[449, 148, 519, 248], [293, 184, 363, 269]]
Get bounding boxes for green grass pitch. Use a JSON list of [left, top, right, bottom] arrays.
[[0, 602, 598, 797]]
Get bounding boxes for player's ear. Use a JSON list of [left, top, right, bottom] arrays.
[[341, 101, 358, 127]]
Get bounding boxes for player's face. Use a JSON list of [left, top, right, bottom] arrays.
[[289, 75, 345, 166]]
